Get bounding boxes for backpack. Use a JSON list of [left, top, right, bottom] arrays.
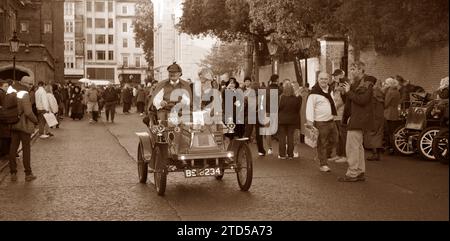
[[0, 92, 20, 124]]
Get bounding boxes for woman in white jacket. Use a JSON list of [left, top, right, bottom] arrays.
[[45, 85, 59, 131]]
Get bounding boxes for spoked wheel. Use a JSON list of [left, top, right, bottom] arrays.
[[432, 129, 449, 164], [393, 126, 415, 156], [153, 146, 167, 196], [137, 143, 148, 183], [417, 127, 440, 161], [235, 143, 253, 191]]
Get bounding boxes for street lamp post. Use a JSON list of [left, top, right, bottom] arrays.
[[299, 33, 313, 87], [267, 37, 279, 75], [9, 31, 20, 82]]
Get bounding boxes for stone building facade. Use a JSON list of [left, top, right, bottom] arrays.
[[0, 0, 64, 84]]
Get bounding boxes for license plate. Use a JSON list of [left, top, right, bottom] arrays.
[[184, 168, 222, 178]]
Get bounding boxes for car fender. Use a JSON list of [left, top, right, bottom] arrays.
[[136, 132, 153, 163]]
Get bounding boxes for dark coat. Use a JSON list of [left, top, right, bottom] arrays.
[[344, 76, 375, 131], [384, 87, 401, 121], [103, 87, 119, 103], [265, 83, 281, 114], [122, 87, 133, 104], [278, 95, 302, 125]]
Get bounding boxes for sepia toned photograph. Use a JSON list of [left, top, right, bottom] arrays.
[[0, 0, 448, 225]]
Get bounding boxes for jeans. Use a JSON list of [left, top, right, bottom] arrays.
[[105, 102, 116, 121], [244, 123, 266, 154], [345, 130, 365, 178], [335, 120, 347, 157], [314, 120, 338, 166], [9, 130, 32, 175], [37, 110, 48, 135], [123, 102, 131, 113], [137, 102, 145, 114], [278, 124, 296, 157]]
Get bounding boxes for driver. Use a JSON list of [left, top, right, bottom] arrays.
[[149, 62, 192, 122]]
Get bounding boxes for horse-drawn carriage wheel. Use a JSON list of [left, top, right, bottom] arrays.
[[153, 146, 167, 196], [235, 143, 253, 191], [417, 127, 440, 161], [432, 130, 449, 164], [137, 143, 148, 183], [393, 126, 415, 156]]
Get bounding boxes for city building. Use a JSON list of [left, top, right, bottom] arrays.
[[153, 0, 211, 81], [0, 0, 64, 84], [63, 0, 150, 85]]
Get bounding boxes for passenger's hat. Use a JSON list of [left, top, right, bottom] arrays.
[[332, 69, 345, 76], [167, 62, 182, 73]]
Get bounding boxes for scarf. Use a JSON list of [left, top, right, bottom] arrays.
[[311, 84, 337, 116]]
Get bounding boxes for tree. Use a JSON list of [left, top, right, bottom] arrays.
[[133, 0, 154, 66], [178, 0, 274, 80], [200, 41, 246, 76]]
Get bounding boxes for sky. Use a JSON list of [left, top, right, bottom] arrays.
[[151, 0, 217, 49]]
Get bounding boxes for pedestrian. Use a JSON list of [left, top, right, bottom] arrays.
[[222, 77, 245, 139], [35, 81, 51, 138], [330, 69, 348, 162], [383, 77, 401, 154], [339, 61, 375, 182], [136, 85, 146, 116], [278, 81, 302, 159], [242, 77, 266, 156], [86, 84, 100, 123], [291, 81, 303, 158], [0, 79, 12, 159], [364, 77, 385, 161], [61, 83, 70, 117], [306, 72, 338, 172], [264, 74, 281, 155], [122, 84, 133, 114], [8, 77, 38, 182], [103, 83, 119, 123], [70, 86, 84, 120], [45, 85, 58, 134]]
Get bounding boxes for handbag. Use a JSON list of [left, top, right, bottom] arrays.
[[43, 112, 58, 127], [304, 124, 319, 148]]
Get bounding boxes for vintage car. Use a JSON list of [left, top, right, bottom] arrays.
[[393, 93, 448, 161], [135, 105, 253, 196]]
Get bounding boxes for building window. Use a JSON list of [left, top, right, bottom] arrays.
[[87, 50, 93, 60], [122, 22, 127, 32], [65, 2, 74, 15], [135, 56, 141, 68], [108, 51, 114, 61], [122, 6, 127, 14], [87, 34, 93, 44], [108, 35, 114, 44], [20, 22, 29, 33], [44, 21, 52, 34], [95, 34, 105, 44], [86, 1, 92, 12], [96, 51, 106, 60], [108, 1, 113, 12], [122, 56, 128, 67], [95, 18, 105, 28], [123, 38, 128, 48], [95, 2, 105, 12], [65, 21, 74, 33], [108, 19, 113, 28], [87, 18, 92, 28]]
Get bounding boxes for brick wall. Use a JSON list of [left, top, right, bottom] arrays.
[[359, 43, 449, 93]]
